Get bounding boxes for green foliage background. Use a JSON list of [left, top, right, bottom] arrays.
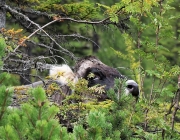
[[0, 0, 180, 139]]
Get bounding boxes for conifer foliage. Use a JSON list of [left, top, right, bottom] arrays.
[[0, 0, 180, 139]]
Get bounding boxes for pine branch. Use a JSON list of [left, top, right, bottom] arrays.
[[0, 89, 10, 120]]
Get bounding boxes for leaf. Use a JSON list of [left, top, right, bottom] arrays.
[[96, 3, 110, 9], [110, 14, 118, 23], [157, 45, 169, 52], [14, 29, 23, 34], [145, 70, 161, 78]]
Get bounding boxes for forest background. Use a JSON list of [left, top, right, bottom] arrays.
[[0, 0, 180, 139]]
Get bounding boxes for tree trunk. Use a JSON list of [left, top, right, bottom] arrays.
[[0, 0, 6, 29]]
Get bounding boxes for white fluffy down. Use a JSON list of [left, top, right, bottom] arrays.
[[49, 64, 77, 84]]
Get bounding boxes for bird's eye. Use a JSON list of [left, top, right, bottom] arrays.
[[92, 75, 100, 81], [127, 85, 133, 89]]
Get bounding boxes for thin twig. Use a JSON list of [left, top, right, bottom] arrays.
[[55, 34, 100, 48], [4, 5, 75, 60]]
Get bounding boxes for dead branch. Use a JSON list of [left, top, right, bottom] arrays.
[[171, 89, 180, 131], [171, 75, 180, 130], [12, 79, 69, 107], [4, 5, 75, 60]]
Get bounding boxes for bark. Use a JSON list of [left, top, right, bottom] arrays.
[[0, 0, 6, 29]]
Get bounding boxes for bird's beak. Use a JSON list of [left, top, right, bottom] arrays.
[[125, 80, 139, 97]]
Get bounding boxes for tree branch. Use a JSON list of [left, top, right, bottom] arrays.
[[0, 0, 6, 29], [4, 5, 75, 60], [55, 34, 100, 48]]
